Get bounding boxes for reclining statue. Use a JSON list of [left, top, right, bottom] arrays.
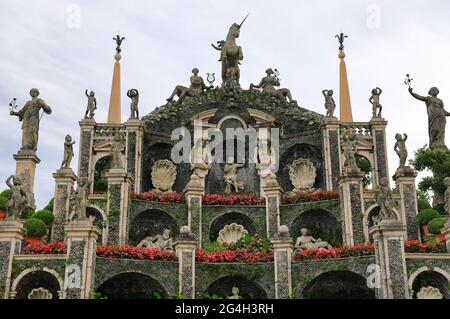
[[137, 229, 174, 252], [294, 228, 333, 252]]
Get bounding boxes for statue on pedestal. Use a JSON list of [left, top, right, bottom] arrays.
[[187, 140, 213, 189], [137, 229, 174, 252], [5, 175, 27, 220], [375, 178, 397, 221], [60, 134, 75, 169], [393, 133, 408, 170], [69, 178, 90, 221], [322, 89, 336, 117], [10, 88, 52, 153], [341, 128, 358, 170], [84, 90, 97, 119], [224, 161, 245, 193], [250, 68, 296, 104], [166, 68, 212, 104], [369, 87, 382, 117], [110, 133, 124, 169], [127, 89, 139, 119], [294, 228, 333, 251]]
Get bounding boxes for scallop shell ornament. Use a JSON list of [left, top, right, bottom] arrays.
[[217, 223, 248, 244], [289, 158, 316, 192], [416, 286, 443, 299], [151, 160, 177, 192], [28, 287, 53, 299]]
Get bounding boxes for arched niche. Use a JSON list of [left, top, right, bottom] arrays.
[[411, 270, 449, 299], [206, 275, 267, 299], [129, 209, 178, 246], [290, 209, 340, 246], [12, 269, 63, 299], [86, 206, 107, 244], [209, 212, 257, 242], [93, 155, 112, 193]]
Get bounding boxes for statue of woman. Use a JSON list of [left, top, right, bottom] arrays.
[[409, 87, 450, 149]]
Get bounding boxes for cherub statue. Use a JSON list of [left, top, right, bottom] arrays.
[[110, 133, 124, 169], [369, 87, 382, 117], [5, 175, 27, 220], [166, 68, 212, 104], [127, 89, 139, 119], [294, 228, 333, 252], [322, 89, 336, 117], [84, 90, 97, 119], [341, 128, 358, 170], [224, 159, 245, 193], [60, 134, 76, 169], [250, 68, 296, 104], [227, 287, 242, 299], [137, 229, 174, 252], [375, 178, 397, 220], [393, 133, 408, 169]]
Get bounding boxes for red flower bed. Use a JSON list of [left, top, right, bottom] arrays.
[[282, 190, 340, 204], [404, 239, 446, 253], [96, 245, 177, 261], [22, 242, 67, 255], [293, 243, 374, 261], [202, 193, 265, 206], [196, 248, 273, 263], [131, 191, 184, 203]]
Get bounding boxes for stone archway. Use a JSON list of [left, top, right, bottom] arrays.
[[410, 268, 450, 299], [129, 209, 178, 246], [209, 212, 257, 242], [206, 275, 267, 299], [96, 272, 168, 299], [86, 205, 107, 244], [301, 270, 375, 299], [364, 204, 401, 241], [93, 155, 112, 193], [290, 209, 340, 246], [11, 268, 63, 299]]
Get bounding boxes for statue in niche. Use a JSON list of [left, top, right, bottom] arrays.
[[341, 128, 358, 170], [369, 87, 383, 117], [224, 160, 245, 194], [127, 89, 139, 119], [137, 229, 174, 252], [322, 89, 336, 117], [408, 86, 450, 149], [375, 178, 397, 221], [84, 90, 97, 119], [166, 68, 212, 104], [393, 133, 408, 170], [226, 287, 243, 299], [256, 140, 279, 188], [5, 175, 27, 220], [110, 132, 124, 169], [69, 178, 90, 221], [250, 68, 296, 104], [60, 134, 75, 169], [187, 140, 214, 189], [443, 177, 450, 216], [294, 228, 333, 251], [10, 88, 52, 153]]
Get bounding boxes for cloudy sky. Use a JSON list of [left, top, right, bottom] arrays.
[[1, 0, 449, 208]]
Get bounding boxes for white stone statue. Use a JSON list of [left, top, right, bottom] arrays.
[[5, 175, 27, 220], [341, 128, 358, 170], [110, 133, 124, 169], [294, 228, 333, 252], [60, 134, 75, 169], [224, 160, 244, 193], [137, 229, 174, 252], [151, 160, 177, 192], [375, 178, 397, 221], [186, 140, 214, 189], [68, 178, 90, 221], [289, 158, 316, 192], [226, 287, 242, 299], [217, 223, 248, 244], [416, 286, 443, 299]]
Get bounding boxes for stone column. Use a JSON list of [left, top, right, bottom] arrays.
[[78, 119, 96, 185], [369, 219, 409, 299], [393, 167, 419, 240], [0, 221, 24, 299], [184, 185, 203, 247], [263, 184, 282, 238], [51, 168, 77, 242], [271, 226, 293, 299], [370, 117, 389, 188], [64, 219, 101, 299], [124, 119, 144, 193], [321, 117, 341, 190], [105, 168, 133, 246], [441, 222, 450, 253], [338, 169, 365, 244], [175, 226, 197, 299]]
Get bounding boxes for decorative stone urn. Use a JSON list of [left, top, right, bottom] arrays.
[[151, 159, 177, 192], [28, 287, 53, 299], [288, 158, 316, 192], [416, 286, 443, 299], [217, 223, 248, 244]]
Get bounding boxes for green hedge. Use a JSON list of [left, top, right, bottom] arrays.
[[417, 198, 431, 211], [43, 198, 54, 212], [428, 217, 447, 234], [0, 196, 8, 211], [23, 218, 47, 237], [416, 208, 440, 225], [31, 210, 54, 225], [0, 189, 12, 199]]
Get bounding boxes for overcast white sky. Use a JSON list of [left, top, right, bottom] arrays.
[[1, 0, 449, 208]]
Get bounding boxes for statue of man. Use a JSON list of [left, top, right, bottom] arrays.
[[250, 69, 296, 104], [5, 175, 27, 220], [60, 134, 76, 169], [166, 68, 212, 104], [409, 87, 450, 149], [110, 133, 124, 169], [322, 89, 336, 117], [369, 87, 383, 117], [341, 128, 358, 170], [84, 90, 97, 119], [294, 228, 333, 252], [393, 133, 408, 169], [73, 178, 90, 220], [10, 88, 52, 152], [127, 89, 139, 119], [224, 160, 245, 193], [375, 178, 397, 220]]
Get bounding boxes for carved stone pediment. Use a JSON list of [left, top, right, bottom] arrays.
[[289, 158, 316, 192], [217, 223, 248, 244], [151, 160, 177, 192]]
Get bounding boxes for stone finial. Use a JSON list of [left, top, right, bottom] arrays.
[[278, 225, 290, 237]]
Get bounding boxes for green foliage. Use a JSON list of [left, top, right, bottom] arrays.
[[232, 233, 272, 254], [0, 189, 12, 199], [204, 241, 225, 253], [23, 218, 47, 237], [427, 217, 447, 234], [417, 198, 431, 211], [94, 156, 112, 193], [23, 207, 35, 219], [433, 203, 446, 215], [43, 197, 54, 212], [356, 155, 372, 188], [90, 291, 107, 299], [31, 210, 54, 225], [416, 208, 441, 225], [0, 196, 8, 211]]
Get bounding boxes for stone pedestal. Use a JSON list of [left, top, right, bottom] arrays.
[[124, 119, 145, 193], [13, 152, 40, 193], [369, 219, 409, 299], [64, 219, 101, 299], [263, 185, 282, 238], [105, 168, 133, 246], [0, 221, 25, 299], [271, 227, 293, 299], [184, 186, 203, 246], [175, 228, 197, 299], [339, 169, 365, 244], [441, 223, 450, 253], [78, 119, 96, 183], [393, 167, 419, 240], [321, 117, 341, 190], [51, 168, 77, 242], [369, 117, 389, 187]]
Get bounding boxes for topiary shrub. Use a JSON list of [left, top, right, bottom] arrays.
[[23, 218, 47, 238], [417, 198, 431, 211], [0, 189, 12, 199], [31, 210, 54, 226], [428, 217, 447, 234], [416, 208, 441, 225], [43, 198, 54, 212], [0, 196, 8, 211], [433, 204, 446, 215]]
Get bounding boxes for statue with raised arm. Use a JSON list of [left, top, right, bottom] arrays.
[[369, 87, 382, 117], [322, 89, 336, 117], [110, 133, 124, 169], [294, 228, 333, 252], [224, 159, 245, 193], [375, 178, 397, 220], [408, 86, 450, 149], [394, 133, 408, 169], [166, 68, 212, 104], [127, 89, 139, 119], [250, 68, 296, 104], [10, 88, 52, 153], [60, 134, 75, 169], [84, 90, 97, 119], [5, 175, 27, 220]]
